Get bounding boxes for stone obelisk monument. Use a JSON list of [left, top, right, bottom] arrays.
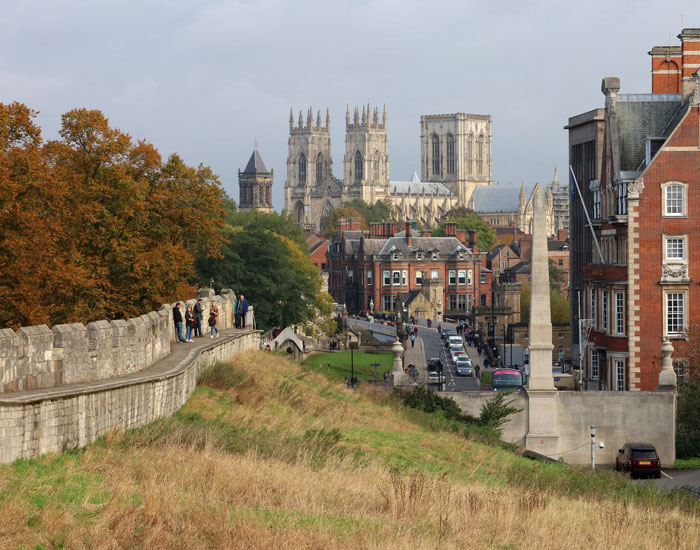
[[525, 188, 559, 456]]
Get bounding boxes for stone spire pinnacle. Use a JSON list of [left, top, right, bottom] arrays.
[[553, 165, 559, 185], [289, 107, 294, 131], [382, 104, 387, 125], [354, 107, 359, 125], [306, 107, 313, 128], [316, 110, 321, 129], [326, 107, 330, 130], [346, 105, 350, 125], [298, 110, 303, 128], [361, 105, 366, 125]]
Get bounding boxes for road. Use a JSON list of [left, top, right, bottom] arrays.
[[416, 320, 480, 392]]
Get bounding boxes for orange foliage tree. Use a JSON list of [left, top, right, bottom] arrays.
[[0, 104, 224, 329]]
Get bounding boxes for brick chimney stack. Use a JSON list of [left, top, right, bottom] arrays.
[[445, 222, 457, 237], [468, 230, 477, 251], [649, 46, 682, 94]]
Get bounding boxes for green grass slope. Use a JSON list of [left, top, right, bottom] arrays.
[[0, 351, 698, 549]]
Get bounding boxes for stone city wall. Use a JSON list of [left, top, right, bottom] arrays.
[[0, 289, 252, 394], [0, 329, 259, 464], [445, 390, 675, 466]]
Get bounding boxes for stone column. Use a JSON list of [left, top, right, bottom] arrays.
[[525, 188, 559, 457], [390, 337, 404, 387]]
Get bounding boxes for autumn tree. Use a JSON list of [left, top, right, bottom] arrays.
[[0, 105, 225, 328], [320, 206, 367, 239]]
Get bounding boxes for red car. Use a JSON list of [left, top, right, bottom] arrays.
[[615, 443, 661, 479]]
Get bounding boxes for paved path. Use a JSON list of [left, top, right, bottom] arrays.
[[0, 328, 255, 405], [393, 336, 427, 386]]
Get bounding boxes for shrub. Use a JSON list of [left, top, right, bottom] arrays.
[[478, 392, 522, 433]]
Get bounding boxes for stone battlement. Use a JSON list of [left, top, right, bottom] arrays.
[[0, 289, 251, 394]]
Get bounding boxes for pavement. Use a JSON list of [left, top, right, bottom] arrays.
[[0, 328, 255, 405], [392, 335, 427, 387], [642, 469, 700, 491]]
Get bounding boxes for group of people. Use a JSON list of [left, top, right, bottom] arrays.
[[172, 294, 250, 344]]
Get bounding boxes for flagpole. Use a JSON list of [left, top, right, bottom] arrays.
[[569, 165, 605, 265]]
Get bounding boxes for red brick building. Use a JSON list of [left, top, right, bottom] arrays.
[[326, 220, 492, 319], [575, 29, 700, 391], [306, 234, 329, 271]]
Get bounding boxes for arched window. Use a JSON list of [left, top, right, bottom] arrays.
[[446, 134, 455, 175], [320, 202, 333, 223], [373, 150, 380, 181], [466, 134, 473, 175], [294, 202, 304, 223], [298, 153, 307, 185], [354, 151, 363, 181], [477, 135, 484, 176], [316, 153, 323, 184], [431, 134, 441, 176]]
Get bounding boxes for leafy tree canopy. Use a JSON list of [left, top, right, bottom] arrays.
[[0, 103, 225, 328], [196, 210, 330, 331], [433, 208, 497, 251], [519, 281, 569, 325]]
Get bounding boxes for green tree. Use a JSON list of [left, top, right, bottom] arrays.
[[344, 198, 394, 223], [196, 211, 328, 331], [478, 392, 522, 434], [433, 209, 497, 250], [519, 281, 568, 324], [320, 206, 366, 239]]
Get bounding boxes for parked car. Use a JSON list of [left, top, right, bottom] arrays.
[[455, 359, 473, 376], [450, 348, 466, 364], [615, 443, 661, 478], [441, 330, 455, 341], [447, 336, 463, 348]]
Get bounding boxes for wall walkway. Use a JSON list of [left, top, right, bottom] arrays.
[[0, 328, 259, 464]]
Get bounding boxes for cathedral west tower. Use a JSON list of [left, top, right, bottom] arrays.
[[342, 104, 390, 204]]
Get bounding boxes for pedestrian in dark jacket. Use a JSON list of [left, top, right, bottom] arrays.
[[235, 295, 249, 329], [185, 305, 196, 342], [193, 299, 203, 337], [173, 303, 186, 343]]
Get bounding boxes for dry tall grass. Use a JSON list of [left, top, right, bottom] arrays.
[[0, 351, 698, 549]]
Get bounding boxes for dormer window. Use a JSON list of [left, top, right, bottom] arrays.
[[416, 252, 423, 260], [432, 253, 438, 260], [458, 253, 464, 261], [393, 253, 399, 261]]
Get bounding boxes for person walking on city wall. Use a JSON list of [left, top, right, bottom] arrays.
[[185, 305, 196, 342], [173, 303, 186, 343], [236, 294, 249, 329], [193, 298, 204, 337], [209, 303, 219, 338], [409, 332, 416, 348]]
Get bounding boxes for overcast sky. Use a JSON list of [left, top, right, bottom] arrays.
[[3, 0, 700, 211]]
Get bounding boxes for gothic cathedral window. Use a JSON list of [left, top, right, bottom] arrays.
[[477, 135, 484, 176], [466, 134, 473, 175], [316, 153, 323, 184], [299, 153, 307, 185], [432, 134, 441, 176], [446, 134, 455, 175], [355, 151, 363, 181]]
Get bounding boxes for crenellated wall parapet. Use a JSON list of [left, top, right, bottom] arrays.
[[0, 290, 251, 394]]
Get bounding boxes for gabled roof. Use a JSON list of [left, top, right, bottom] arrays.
[[487, 244, 519, 261], [243, 148, 270, 173], [614, 94, 681, 171], [390, 180, 452, 195]]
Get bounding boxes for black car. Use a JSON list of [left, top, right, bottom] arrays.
[[615, 443, 661, 478], [427, 358, 443, 373]]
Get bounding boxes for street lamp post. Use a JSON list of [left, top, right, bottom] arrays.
[[589, 426, 604, 469]]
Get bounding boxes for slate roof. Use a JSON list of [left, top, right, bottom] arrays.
[[547, 240, 569, 251], [243, 149, 269, 173], [615, 94, 681, 171], [503, 261, 530, 274], [469, 183, 537, 213], [487, 244, 519, 261]]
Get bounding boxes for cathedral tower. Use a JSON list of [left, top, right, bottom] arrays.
[[420, 113, 492, 207], [343, 104, 390, 204], [238, 146, 273, 213], [284, 107, 340, 230]]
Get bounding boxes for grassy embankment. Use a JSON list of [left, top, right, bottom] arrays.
[[1, 350, 699, 549]]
